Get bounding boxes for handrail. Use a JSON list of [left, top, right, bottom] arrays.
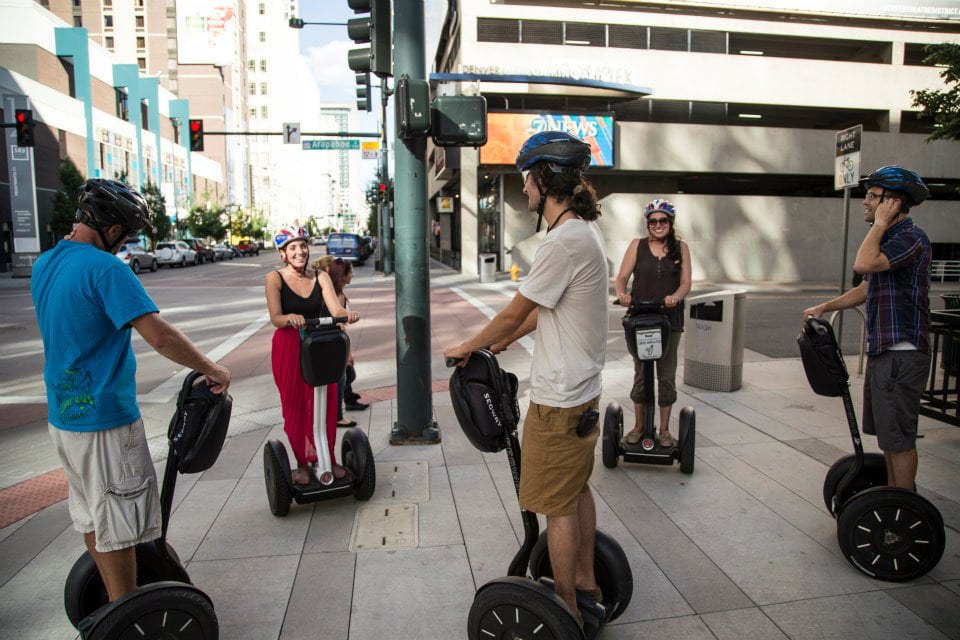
[[828, 307, 867, 375], [930, 259, 960, 282]]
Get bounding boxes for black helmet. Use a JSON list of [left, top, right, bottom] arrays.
[[859, 166, 929, 207], [515, 131, 592, 175], [76, 179, 151, 232]]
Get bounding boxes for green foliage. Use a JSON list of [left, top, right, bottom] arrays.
[[113, 170, 130, 185], [186, 205, 227, 240], [366, 204, 378, 235], [51, 158, 84, 240], [911, 42, 960, 142], [140, 181, 172, 244]]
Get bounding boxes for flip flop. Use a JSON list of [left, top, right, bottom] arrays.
[[623, 430, 642, 445]]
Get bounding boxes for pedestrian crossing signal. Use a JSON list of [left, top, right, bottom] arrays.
[[188, 119, 204, 152]]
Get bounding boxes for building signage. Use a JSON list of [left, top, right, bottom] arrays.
[[648, 1, 958, 21], [302, 140, 360, 151], [480, 113, 614, 167], [834, 125, 862, 190], [175, 0, 237, 66]]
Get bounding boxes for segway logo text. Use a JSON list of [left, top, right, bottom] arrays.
[[483, 392, 502, 428]]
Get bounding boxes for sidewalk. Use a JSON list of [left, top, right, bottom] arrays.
[[0, 269, 958, 639]]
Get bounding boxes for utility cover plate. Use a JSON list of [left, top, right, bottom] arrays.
[[370, 460, 429, 504], [349, 503, 417, 551]]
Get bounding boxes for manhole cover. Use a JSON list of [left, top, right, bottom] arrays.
[[370, 460, 429, 504], [349, 503, 418, 551]]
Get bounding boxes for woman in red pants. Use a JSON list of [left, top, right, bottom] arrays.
[[265, 227, 360, 485]]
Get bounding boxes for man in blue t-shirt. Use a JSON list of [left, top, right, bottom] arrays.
[[31, 179, 231, 606], [803, 166, 931, 491]]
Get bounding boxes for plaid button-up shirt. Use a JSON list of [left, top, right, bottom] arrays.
[[864, 217, 931, 356]]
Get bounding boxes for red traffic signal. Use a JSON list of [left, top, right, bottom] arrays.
[[188, 118, 204, 152], [14, 109, 34, 147]]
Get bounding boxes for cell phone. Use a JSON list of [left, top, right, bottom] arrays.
[[576, 409, 600, 437]]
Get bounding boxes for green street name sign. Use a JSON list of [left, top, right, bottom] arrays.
[[302, 139, 360, 150]]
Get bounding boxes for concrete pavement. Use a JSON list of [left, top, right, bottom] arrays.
[[0, 264, 958, 639]]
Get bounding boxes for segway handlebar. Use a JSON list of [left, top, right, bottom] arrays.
[[445, 347, 495, 368], [613, 298, 666, 315], [304, 316, 348, 330]]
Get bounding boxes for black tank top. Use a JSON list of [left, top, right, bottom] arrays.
[[629, 240, 684, 330], [278, 271, 330, 318]]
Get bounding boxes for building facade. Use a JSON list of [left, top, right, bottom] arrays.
[[428, 1, 960, 284]]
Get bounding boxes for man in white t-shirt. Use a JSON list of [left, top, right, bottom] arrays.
[[444, 131, 608, 623]]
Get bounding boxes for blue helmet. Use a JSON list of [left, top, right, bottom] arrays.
[[515, 131, 592, 175], [860, 166, 929, 206]]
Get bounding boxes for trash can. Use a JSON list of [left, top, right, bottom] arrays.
[[479, 253, 496, 283], [941, 294, 960, 372], [683, 289, 747, 392]]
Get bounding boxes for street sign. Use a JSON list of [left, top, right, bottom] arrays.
[[361, 140, 380, 159], [283, 122, 300, 144], [834, 125, 862, 190], [302, 139, 360, 150]]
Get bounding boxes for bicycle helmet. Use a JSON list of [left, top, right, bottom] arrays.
[[74, 179, 151, 252], [515, 131, 592, 175], [859, 166, 929, 207], [274, 226, 309, 251], [645, 199, 677, 220]]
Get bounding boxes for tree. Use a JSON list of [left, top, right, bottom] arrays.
[[50, 158, 84, 241], [140, 181, 172, 245], [911, 42, 960, 142], [186, 205, 226, 240]]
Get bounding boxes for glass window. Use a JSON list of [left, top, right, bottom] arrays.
[[115, 89, 128, 121], [477, 18, 519, 43], [260, 59, 267, 72], [136, 36, 145, 50], [137, 57, 146, 71], [260, 82, 268, 95], [248, 82, 256, 95], [105, 35, 114, 49], [261, 106, 268, 118], [249, 107, 257, 118], [259, 2, 265, 14], [135, 15, 144, 29], [248, 58, 255, 71], [564, 22, 604, 47], [104, 14, 113, 29], [608, 24, 647, 49], [73, 15, 82, 27], [259, 32, 266, 43], [521, 20, 562, 45]]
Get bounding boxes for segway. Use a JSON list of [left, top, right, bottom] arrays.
[[447, 350, 633, 640], [799, 317, 945, 581], [263, 316, 375, 517], [603, 299, 695, 474], [64, 371, 232, 639]]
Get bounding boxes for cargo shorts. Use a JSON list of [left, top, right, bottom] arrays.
[[519, 397, 600, 517], [862, 350, 930, 453], [49, 419, 161, 552]]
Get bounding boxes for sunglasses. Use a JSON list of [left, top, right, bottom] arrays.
[[647, 217, 671, 227]]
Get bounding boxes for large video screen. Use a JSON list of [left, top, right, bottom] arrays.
[[481, 113, 615, 168]]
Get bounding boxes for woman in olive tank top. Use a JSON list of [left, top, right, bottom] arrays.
[[265, 227, 360, 485], [614, 200, 692, 449]]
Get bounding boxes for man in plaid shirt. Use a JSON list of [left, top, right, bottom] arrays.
[[804, 166, 931, 491]]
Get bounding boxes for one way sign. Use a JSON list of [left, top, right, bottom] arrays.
[[283, 122, 300, 144]]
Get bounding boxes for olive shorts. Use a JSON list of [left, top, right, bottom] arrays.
[[862, 350, 930, 453], [519, 397, 600, 517], [630, 332, 682, 406], [49, 419, 161, 552]]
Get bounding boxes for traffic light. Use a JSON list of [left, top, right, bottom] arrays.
[[347, 0, 391, 78], [288, 17, 305, 28], [378, 181, 388, 203], [14, 109, 34, 147], [188, 118, 204, 152], [356, 72, 372, 112]]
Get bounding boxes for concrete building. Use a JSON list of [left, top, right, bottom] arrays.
[[320, 104, 368, 233], [0, 0, 223, 274], [427, 1, 960, 284]]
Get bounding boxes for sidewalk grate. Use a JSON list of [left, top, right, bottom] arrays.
[[349, 503, 418, 551], [0, 469, 68, 528], [369, 461, 429, 504]]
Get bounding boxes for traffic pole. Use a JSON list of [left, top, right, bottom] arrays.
[[391, 0, 439, 444]]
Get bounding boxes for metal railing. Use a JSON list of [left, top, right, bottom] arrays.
[[921, 310, 960, 427], [930, 260, 960, 282], [828, 307, 867, 375]]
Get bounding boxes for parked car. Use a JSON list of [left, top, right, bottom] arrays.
[[115, 242, 157, 274], [155, 240, 198, 268], [312, 235, 328, 246], [211, 243, 238, 260], [326, 232, 368, 265], [236, 240, 261, 256], [184, 239, 217, 264]]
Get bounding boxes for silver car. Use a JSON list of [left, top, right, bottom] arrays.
[[115, 243, 158, 274], [155, 241, 198, 267]]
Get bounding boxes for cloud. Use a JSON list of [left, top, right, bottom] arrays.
[[305, 40, 356, 103]]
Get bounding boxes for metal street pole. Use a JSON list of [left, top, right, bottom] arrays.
[[837, 187, 851, 349], [381, 77, 393, 275], [391, 0, 438, 444]]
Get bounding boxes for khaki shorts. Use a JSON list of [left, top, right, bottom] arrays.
[[519, 397, 599, 517], [49, 420, 161, 552]]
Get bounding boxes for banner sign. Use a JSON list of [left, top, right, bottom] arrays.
[[480, 113, 614, 167], [176, 0, 237, 66]]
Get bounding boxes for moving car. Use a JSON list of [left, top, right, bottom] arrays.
[[116, 242, 158, 274], [326, 232, 368, 266], [155, 241, 198, 267]]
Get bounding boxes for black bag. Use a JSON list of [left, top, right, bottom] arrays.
[[300, 326, 350, 387], [449, 351, 520, 453], [798, 318, 849, 397], [622, 312, 671, 361], [167, 371, 232, 474]]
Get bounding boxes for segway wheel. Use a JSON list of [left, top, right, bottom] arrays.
[[263, 441, 292, 517], [82, 582, 217, 640], [836, 487, 945, 582], [678, 406, 695, 475], [468, 579, 583, 640], [602, 403, 622, 469], [65, 540, 191, 628], [822, 453, 886, 515], [342, 429, 376, 501], [529, 529, 634, 623]]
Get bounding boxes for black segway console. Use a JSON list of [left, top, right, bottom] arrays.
[[64, 371, 230, 637], [799, 317, 945, 581]]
